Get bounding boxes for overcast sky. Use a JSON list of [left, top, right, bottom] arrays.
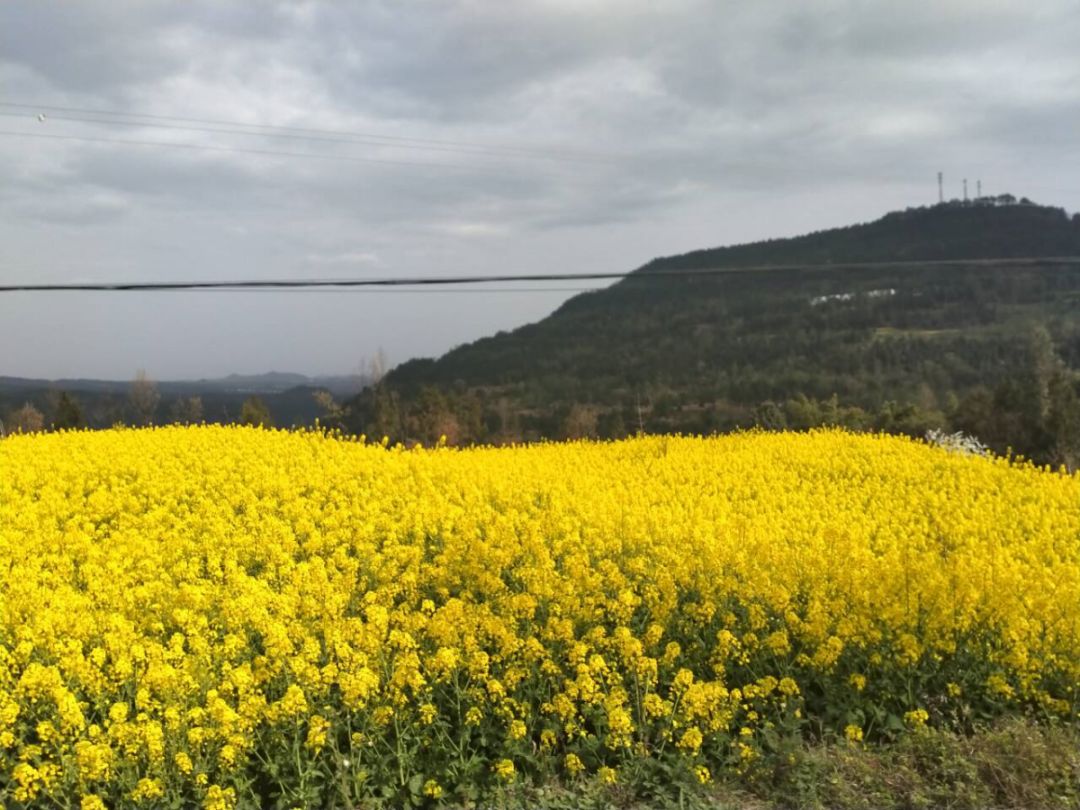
[[2, 1, 1078, 380]]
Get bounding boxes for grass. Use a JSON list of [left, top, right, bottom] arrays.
[[475, 719, 1080, 810], [871, 327, 962, 340], [747, 718, 1080, 810]]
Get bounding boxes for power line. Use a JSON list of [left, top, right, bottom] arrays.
[[9, 103, 1080, 194], [0, 129, 521, 174], [11, 104, 1079, 200], [164, 286, 606, 295], [0, 101, 617, 163], [0, 110, 614, 166], [3, 257, 1078, 294]]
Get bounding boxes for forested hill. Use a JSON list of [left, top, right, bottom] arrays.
[[638, 198, 1080, 270], [347, 200, 1080, 461]]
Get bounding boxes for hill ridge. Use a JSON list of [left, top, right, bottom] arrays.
[[341, 200, 1080, 454]]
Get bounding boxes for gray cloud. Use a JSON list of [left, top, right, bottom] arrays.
[[1, 0, 1078, 378]]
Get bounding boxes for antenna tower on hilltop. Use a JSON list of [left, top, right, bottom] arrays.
[[937, 171, 943, 203], [963, 178, 968, 202], [977, 179, 982, 199]]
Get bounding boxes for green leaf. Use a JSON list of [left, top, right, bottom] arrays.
[[407, 773, 424, 796]]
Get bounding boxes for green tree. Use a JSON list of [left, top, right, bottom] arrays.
[[408, 387, 457, 445], [53, 392, 84, 430], [1046, 373, 1080, 471], [753, 401, 787, 431], [949, 331, 1078, 466], [597, 408, 627, 440], [370, 384, 404, 442]]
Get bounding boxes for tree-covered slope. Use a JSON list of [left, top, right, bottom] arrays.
[[349, 201, 1080, 448]]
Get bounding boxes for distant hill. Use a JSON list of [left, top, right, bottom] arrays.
[[180, 372, 366, 397], [0, 371, 364, 397], [347, 200, 1080, 445], [0, 371, 367, 430]]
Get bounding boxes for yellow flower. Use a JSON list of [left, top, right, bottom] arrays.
[[765, 631, 791, 656], [903, 708, 929, 728], [419, 703, 438, 725], [74, 741, 114, 783], [540, 729, 557, 751], [372, 706, 395, 726], [203, 785, 236, 810], [108, 702, 129, 725], [844, 724, 863, 743], [12, 763, 43, 803], [423, 779, 443, 798], [565, 752, 585, 775], [986, 674, 1014, 699], [677, 727, 703, 755], [305, 715, 330, 752], [129, 777, 165, 803], [3, 427, 1080, 804], [493, 758, 516, 782], [672, 668, 694, 692], [271, 685, 308, 721], [175, 751, 194, 775], [643, 693, 670, 719]]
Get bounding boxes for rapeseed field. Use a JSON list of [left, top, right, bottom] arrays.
[[0, 427, 1078, 808]]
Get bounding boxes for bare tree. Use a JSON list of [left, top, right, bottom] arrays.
[[313, 389, 337, 414], [313, 390, 345, 429], [169, 396, 204, 424], [6, 402, 45, 434], [129, 369, 161, 426], [367, 347, 389, 385], [240, 396, 273, 427], [562, 404, 599, 440]]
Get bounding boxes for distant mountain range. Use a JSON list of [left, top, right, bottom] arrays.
[[0, 371, 366, 397], [346, 200, 1080, 444], [0, 371, 368, 430]]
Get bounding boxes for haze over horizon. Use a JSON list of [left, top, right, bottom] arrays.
[[2, 1, 1079, 379]]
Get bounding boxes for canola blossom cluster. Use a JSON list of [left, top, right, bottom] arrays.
[[1, 426, 1079, 807]]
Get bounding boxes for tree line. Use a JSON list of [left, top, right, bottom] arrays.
[[6, 333, 1078, 474], [1, 372, 279, 435]]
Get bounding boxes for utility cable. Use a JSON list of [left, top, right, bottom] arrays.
[[3, 257, 1078, 294], [0, 101, 616, 163], [0, 128, 520, 174]]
